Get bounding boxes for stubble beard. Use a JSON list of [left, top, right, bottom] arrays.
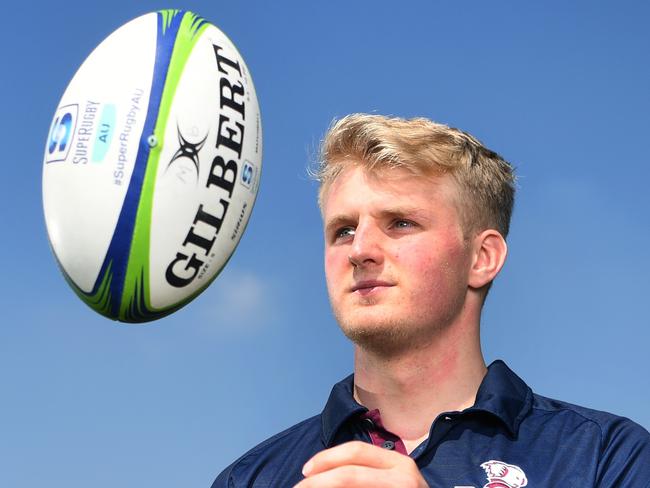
[[332, 290, 467, 358], [334, 306, 444, 358]]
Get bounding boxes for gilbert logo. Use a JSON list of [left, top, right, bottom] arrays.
[[166, 124, 208, 177], [480, 460, 528, 488]]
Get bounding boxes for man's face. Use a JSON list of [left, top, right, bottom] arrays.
[[322, 165, 474, 354]]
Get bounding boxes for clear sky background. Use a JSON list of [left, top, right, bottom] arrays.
[[1, 1, 649, 486]]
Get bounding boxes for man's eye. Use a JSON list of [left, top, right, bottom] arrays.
[[393, 220, 415, 229], [335, 227, 355, 239]]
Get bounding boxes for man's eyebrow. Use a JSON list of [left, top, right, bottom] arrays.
[[378, 206, 427, 218], [324, 214, 354, 235], [324, 207, 428, 233]]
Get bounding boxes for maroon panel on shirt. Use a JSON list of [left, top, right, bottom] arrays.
[[359, 409, 408, 455]]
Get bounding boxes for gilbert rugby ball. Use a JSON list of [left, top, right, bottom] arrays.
[[42, 10, 262, 323]]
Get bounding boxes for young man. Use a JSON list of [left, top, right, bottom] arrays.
[[212, 115, 650, 487]]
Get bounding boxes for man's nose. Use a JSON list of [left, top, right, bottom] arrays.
[[348, 222, 384, 268]]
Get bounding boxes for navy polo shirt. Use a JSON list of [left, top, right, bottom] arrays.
[[212, 360, 650, 487]]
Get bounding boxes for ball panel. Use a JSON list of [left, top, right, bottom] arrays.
[[147, 21, 263, 314], [119, 11, 213, 322], [101, 10, 195, 321], [42, 13, 158, 293]]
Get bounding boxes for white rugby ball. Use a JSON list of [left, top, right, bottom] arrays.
[[42, 10, 262, 323]]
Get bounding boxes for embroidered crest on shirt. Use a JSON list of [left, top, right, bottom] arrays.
[[480, 460, 528, 488]]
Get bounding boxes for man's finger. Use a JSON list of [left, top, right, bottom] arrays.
[[302, 441, 405, 477], [295, 464, 398, 488]]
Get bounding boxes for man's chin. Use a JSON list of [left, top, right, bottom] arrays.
[[338, 320, 421, 357]]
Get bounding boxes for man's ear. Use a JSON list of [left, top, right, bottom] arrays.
[[468, 229, 508, 289]]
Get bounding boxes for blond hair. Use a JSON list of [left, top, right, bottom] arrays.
[[316, 114, 516, 238]]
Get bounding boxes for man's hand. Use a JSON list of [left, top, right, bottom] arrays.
[[294, 441, 429, 487]]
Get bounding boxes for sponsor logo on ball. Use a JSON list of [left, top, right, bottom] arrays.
[[241, 161, 254, 188], [92, 103, 116, 163], [166, 124, 208, 177], [46, 104, 78, 163], [164, 42, 247, 288]]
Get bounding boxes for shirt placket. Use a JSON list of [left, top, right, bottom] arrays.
[[359, 409, 409, 455]]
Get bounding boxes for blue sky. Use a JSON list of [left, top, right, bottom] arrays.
[[1, 1, 649, 486]]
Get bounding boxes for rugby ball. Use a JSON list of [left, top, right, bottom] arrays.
[[42, 10, 262, 323]]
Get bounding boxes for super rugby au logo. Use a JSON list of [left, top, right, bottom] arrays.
[[165, 124, 208, 182], [480, 460, 527, 488], [46, 104, 78, 163]]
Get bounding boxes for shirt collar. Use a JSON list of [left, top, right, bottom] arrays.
[[468, 359, 533, 436], [321, 374, 367, 447], [320, 360, 532, 446]]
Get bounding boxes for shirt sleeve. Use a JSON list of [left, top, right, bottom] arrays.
[[595, 416, 650, 487], [210, 464, 234, 488]]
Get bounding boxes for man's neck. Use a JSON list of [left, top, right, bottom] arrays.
[[352, 319, 486, 452]]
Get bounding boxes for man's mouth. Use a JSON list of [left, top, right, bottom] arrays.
[[350, 280, 394, 296]]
